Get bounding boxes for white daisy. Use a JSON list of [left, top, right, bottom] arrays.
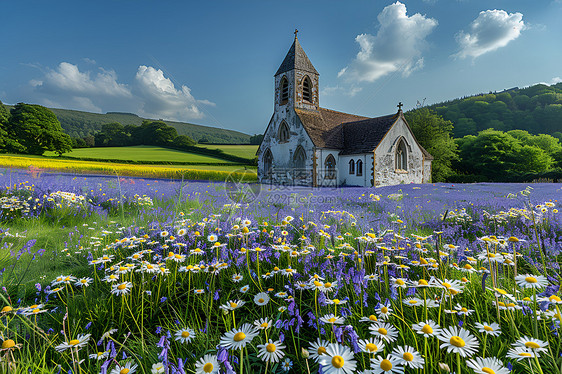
[[512, 336, 548, 353], [254, 318, 273, 330], [219, 323, 258, 350], [506, 347, 538, 361], [391, 346, 424, 369], [109, 361, 138, 374], [319, 343, 357, 374], [515, 274, 548, 289], [174, 328, 196, 344], [195, 354, 220, 374], [254, 292, 270, 306], [370, 354, 404, 374], [257, 339, 286, 363], [369, 322, 399, 343], [54, 334, 91, 352], [308, 338, 330, 362], [475, 322, 501, 337], [111, 282, 133, 296], [320, 314, 345, 325], [357, 338, 384, 355], [437, 326, 479, 357], [466, 357, 509, 374]]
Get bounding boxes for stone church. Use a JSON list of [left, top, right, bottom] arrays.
[[257, 34, 433, 187]]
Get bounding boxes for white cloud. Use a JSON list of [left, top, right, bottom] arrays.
[[135, 65, 212, 121], [27, 62, 213, 121], [455, 9, 525, 59], [339, 2, 437, 83], [321, 85, 363, 97], [30, 62, 132, 112]]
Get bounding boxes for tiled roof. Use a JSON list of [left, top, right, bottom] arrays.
[[294, 107, 367, 148], [340, 114, 398, 155], [295, 107, 434, 159], [275, 38, 318, 76]]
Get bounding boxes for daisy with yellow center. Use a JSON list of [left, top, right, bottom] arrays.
[[369, 322, 399, 343], [219, 324, 258, 350], [308, 338, 331, 362], [320, 313, 345, 325], [318, 343, 357, 374], [466, 357, 509, 374], [513, 336, 548, 353], [515, 274, 548, 289], [370, 354, 403, 374], [253, 317, 273, 330], [437, 326, 479, 357], [358, 338, 385, 355], [257, 339, 286, 363], [375, 304, 393, 320], [54, 334, 91, 352], [253, 292, 270, 306], [111, 282, 133, 296], [109, 361, 138, 374], [194, 354, 220, 374], [391, 345, 424, 369], [506, 347, 537, 361], [475, 322, 501, 337], [174, 327, 196, 344]]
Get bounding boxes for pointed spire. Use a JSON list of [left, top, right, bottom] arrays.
[[275, 33, 318, 76]]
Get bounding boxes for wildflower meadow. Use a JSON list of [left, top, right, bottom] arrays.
[[1, 168, 561, 374]]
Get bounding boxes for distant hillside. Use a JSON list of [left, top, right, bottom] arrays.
[[418, 82, 562, 138], [6, 106, 251, 144]]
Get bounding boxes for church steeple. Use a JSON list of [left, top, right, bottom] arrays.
[[275, 33, 318, 76], [274, 32, 319, 110]]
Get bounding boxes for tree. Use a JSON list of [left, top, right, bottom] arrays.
[[250, 134, 264, 145], [173, 135, 196, 148], [7, 103, 71, 155], [405, 108, 458, 182]]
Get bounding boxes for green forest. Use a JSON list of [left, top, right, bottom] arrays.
[[428, 82, 562, 138]]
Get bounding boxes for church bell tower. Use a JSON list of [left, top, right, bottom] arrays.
[[274, 30, 319, 111]]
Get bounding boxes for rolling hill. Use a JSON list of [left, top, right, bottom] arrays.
[[5, 106, 251, 144], [418, 82, 562, 138]]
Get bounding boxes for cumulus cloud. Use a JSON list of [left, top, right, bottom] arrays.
[[27, 62, 213, 121], [455, 9, 525, 59], [321, 85, 363, 97], [135, 65, 210, 121], [339, 2, 437, 83]]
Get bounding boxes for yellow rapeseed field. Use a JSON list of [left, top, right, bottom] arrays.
[[0, 155, 257, 181]]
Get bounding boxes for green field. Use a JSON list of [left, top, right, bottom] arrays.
[[196, 144, 258, 159], [45, 145, 236, 164]]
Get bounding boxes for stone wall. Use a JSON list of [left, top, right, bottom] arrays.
[[374, 117, 425, 186]]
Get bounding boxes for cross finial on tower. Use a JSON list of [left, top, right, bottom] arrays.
[[397, 102, 403, 112], [294, 29, 298, 39]]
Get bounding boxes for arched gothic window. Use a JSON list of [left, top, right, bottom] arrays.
[[302, 76, 312, 103], [278, 121, 290, 143], [348, 160, 355, 175], [280, 77, 289, 105], [264, 149, 273, 177], [356, 159, 363, 176], [325, 154, 336, 179], [294, 146, 306, 170], [395, 138, 408, 171]]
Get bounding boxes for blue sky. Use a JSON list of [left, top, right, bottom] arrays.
[[1, 0, 561, 136]]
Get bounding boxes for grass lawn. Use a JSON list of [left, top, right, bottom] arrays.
[[44, 145, 236, 164], [196, 144, 258, 159]]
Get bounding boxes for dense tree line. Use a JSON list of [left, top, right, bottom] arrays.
[[425, 83, 562, 138], [0, 101, 72, 156], [406, 108, 562, 183], [91, 120, 196, 148]]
